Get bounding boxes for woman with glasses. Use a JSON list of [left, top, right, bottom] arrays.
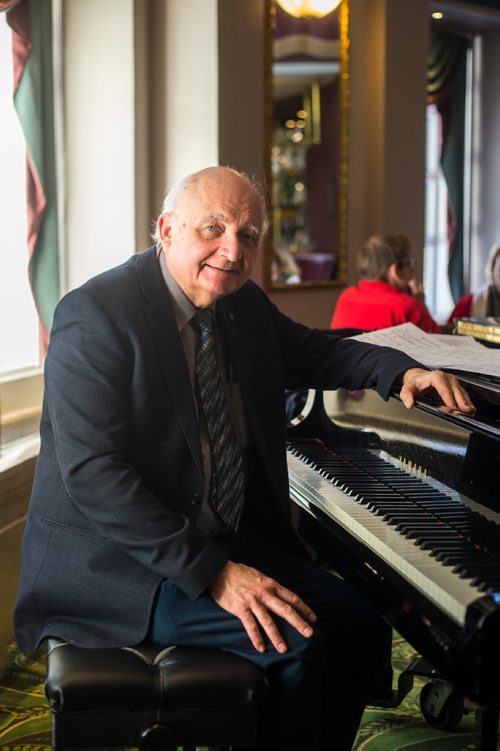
[[330, 233, 441, 333]]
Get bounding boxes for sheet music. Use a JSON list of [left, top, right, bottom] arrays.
[[351, 322, 500, 378]]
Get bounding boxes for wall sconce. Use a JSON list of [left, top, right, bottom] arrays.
[[275, 0, 342, 20]]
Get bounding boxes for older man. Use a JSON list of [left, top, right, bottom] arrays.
[[15, 167, 474, 750]]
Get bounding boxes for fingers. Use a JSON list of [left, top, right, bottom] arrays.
[[399, 367, 426, 408], [260, 584, 316, 647], [208, 561, 317, 654], [239, 581, 316, 654], [238, 607, 268, 653], [422, 371, 476, 413], [399, 368, 476, 414], [447, 377, 476, 414]]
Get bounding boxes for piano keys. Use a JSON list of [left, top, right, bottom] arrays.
[[286, 381, 500, 743]]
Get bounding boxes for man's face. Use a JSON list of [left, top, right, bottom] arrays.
[[157, 169, 265, 308]]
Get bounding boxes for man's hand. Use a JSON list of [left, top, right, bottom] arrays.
[[399, 367, 476, 413], [208, 560, 317, 653]]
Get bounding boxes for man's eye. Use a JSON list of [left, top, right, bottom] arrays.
[[205, 224, 220, 234]]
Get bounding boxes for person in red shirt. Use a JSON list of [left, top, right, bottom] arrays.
[[331, 234, 441, 333], [446, 243, 500, 324]]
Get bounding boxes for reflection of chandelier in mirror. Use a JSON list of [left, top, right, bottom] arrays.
[[275, 0, 341, 20]]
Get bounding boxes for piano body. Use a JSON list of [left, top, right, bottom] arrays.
[[286, 377, 500, 748]]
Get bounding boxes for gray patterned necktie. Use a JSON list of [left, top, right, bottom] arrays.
[[191, 308, 245, 530]]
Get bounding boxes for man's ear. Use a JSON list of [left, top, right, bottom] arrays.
[[157, 215, 172, 247]]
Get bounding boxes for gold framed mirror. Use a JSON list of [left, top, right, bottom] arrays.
[[264, 0, 349, 290]]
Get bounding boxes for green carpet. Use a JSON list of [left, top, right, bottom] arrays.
[[0, 635, 492, 750]]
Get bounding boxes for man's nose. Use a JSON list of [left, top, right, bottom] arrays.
[[220, 233, 242, 262]]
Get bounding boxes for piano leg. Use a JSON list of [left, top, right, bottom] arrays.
[[475, 706, 499, 751]]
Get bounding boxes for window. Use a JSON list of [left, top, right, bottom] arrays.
[[0, 12, 41, 377], [424, 103, 454, 323], [425, 30, 474, 324]]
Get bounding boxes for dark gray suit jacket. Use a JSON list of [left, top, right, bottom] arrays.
[[14, 247, 420, 651]]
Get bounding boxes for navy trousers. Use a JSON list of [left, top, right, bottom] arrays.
[[150, 514, 391, 751]]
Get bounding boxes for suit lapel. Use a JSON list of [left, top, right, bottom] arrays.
[[136, 249, 203, 475]]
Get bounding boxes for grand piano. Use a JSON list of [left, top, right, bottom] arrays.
[[286, 375, 500, 750]]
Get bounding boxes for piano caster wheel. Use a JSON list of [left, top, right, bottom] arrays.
[[419, 681, 464, 731]]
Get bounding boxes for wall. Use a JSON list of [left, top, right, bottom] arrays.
[[63, 0, 136, 290], [218, 0, 268, 287]]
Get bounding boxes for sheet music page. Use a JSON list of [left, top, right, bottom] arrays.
[[351, 322, 500, 378]]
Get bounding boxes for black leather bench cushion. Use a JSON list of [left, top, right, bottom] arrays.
[[45, 640, 269, 713]]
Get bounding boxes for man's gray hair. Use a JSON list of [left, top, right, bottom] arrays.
[[152, 166, 269, 246]]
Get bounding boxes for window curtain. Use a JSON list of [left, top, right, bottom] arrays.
[[1, 0, 59, 352], [427, 29, 470, 302]]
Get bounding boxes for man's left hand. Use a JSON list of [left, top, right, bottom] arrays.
[[399, 368, 476, 414]]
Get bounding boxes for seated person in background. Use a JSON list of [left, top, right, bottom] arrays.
[[447, 243, 500, 323], [330, 233, 441, 333], [272, 241, 302, 284]]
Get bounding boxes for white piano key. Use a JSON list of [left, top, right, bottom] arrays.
[[287, 451, 490, 627]]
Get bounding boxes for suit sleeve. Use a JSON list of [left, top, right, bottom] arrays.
[[252, 286, 425, 396]]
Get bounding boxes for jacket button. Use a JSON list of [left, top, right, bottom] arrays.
[[191, 493, 201, 505]]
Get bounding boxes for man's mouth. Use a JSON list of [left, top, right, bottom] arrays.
[[204, 263, 239, 274]]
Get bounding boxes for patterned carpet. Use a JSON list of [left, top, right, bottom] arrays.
[[0, 635, 492, 750]]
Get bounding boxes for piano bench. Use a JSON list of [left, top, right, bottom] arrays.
[[44, 638, 269, 750]]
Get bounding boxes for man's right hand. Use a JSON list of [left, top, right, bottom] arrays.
[[208, 560, 317, 653]]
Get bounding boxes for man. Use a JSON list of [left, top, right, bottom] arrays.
[[330, 233, 442, 333], [15, 167, 474, 750]]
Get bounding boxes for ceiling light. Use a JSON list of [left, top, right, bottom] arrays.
[[275, 0, 342, 21]]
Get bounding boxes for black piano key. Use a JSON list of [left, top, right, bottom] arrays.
[[398, 524, 448, 536], [288, 438, 500, 620], [417, 535, 472, 549], [438, 553, 485, 567]]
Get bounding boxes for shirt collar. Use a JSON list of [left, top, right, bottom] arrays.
[[157, 246, 196, 332]]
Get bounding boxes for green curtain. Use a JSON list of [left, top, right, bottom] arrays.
[[6, 0, 59, 350]]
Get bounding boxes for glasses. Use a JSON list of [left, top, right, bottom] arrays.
[[398, 257, 416, 271]]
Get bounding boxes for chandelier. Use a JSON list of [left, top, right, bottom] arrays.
[[275, 0, 342, 20]]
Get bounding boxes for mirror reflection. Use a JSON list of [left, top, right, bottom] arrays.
[[268, 2, 348, 288]]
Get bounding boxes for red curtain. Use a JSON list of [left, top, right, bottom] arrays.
[[2, 0, 59, 352]]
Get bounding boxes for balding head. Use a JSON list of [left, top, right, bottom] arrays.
[[155, 166, 268, 307], [156, 166, 268, 240]]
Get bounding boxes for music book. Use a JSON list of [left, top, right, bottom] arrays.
[[350, 322, 500, 380], [454, 317, 500, 345]]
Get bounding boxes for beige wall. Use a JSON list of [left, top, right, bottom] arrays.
[[63, 0, 136, 290], [347, 0, 428, 283]]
